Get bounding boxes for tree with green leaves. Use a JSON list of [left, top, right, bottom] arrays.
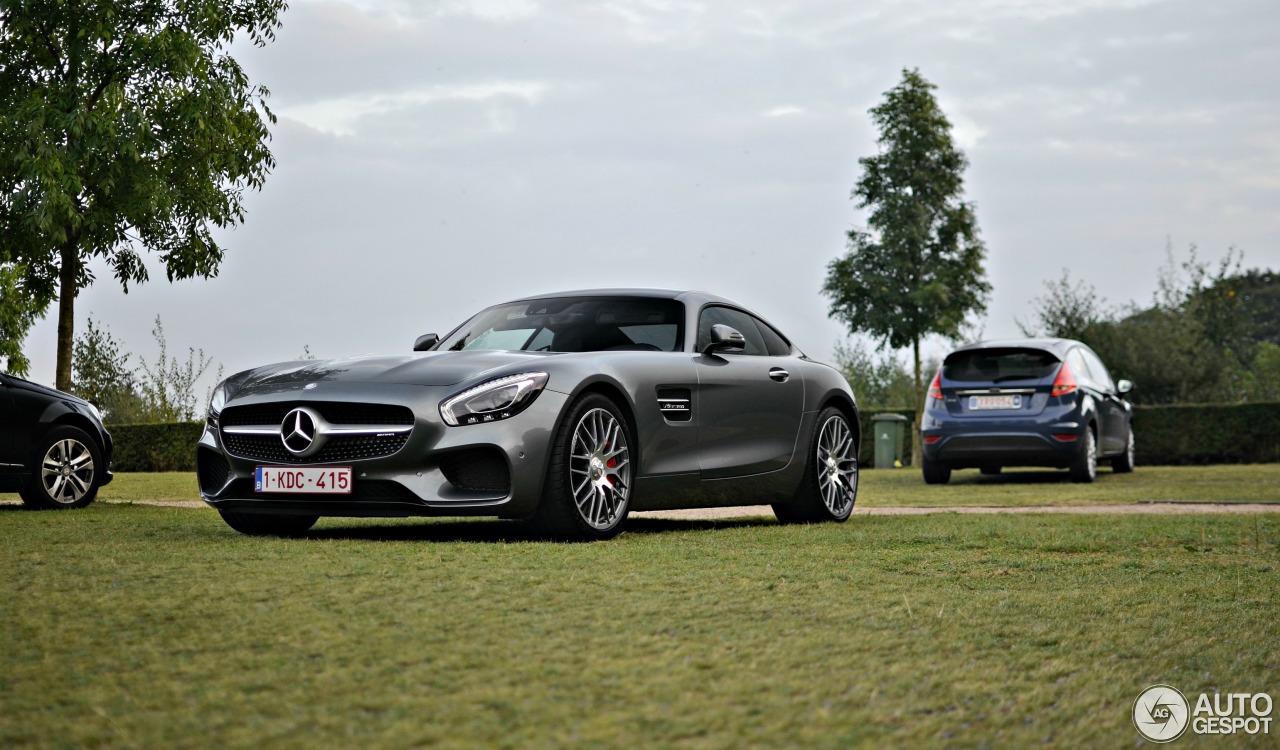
[[0, 261, 50, 375], [0, 0, 286, 390], [823, 68, 989, 463]]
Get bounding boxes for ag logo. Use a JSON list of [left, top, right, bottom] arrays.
[[1134, 685, 1190, 743]]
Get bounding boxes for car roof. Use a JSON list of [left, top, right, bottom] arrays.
[[949, 337, 1085, 357], [509, 288, 742, 308]]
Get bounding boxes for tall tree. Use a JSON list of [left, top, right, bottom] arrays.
[[0, 0, 286, 390], [823, 68, 989, 463], [0, 261, 50, 375]]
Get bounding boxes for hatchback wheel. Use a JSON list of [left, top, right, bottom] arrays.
[[1112, 427, 1135, 473], [922, 455, 951, 485], [1069, 427, 1098, 483]]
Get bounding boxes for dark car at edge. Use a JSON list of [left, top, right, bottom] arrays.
[[0, 372, 114, 508], [197, 289, 861, 540], [920, 338, 1134, 484]]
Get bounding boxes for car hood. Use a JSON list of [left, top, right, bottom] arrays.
[[235, 350, 552, 393]]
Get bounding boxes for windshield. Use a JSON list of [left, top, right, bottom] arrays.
[[942, 347, 1061, 383], [437, 297, 686, 353]]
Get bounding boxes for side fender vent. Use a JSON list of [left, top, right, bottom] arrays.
[[657, 388, 692, 422]]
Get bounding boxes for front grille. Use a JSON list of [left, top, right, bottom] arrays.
[[221, 402, 414, 427], [439, 449, 510, 493], [220, 477, 419, 502], [222, 433, 410, 465], [197, 448, 230, 493]]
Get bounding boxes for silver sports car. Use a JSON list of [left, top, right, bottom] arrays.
[[198, 289, 860, 540]]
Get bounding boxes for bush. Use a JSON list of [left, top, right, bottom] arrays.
[[109, 422, 203, 472], [1134, 402, 1280, 465]]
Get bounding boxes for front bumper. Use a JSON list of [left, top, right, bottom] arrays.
[[197, 383, 568, 518]]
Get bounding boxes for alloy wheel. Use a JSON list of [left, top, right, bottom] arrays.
[[569, 408, 631, 530], [816, 414, 857, 517], [39, 438, 95, 504]]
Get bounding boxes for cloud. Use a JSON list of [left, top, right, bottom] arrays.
[[278, 82, 549, 136]]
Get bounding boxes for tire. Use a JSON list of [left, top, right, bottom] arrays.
[[19, 426, 104, 509], [1069, 426, 1098, 483], [979, 464, 1002, 476], [921, 455, 951, 485], [219, 510, 318, 537], [772, 407, 858, 524], [1112, 426, 1135, 473], [528, 393, 633, 541]]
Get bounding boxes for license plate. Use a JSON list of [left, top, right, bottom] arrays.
[[255, 466, 352, 494], [969, 395, 1021, 410]]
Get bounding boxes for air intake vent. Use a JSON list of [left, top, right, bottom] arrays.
[[440, 449, 510, 494], [657, 388, 692, 422]]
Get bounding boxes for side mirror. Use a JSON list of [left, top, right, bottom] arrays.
[[1117, 379, 1133, 394], [414, 333, 439, 352], [703, 324, 746, 355]]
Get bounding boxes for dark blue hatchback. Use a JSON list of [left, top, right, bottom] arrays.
[[920, 338, 1134, 484]]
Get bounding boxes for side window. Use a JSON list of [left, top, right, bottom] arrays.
[[1067, 349, 1095, 386], [753, 317, 792, 356], [1082, 350, 1115, 393], [696, 306, 768, 356]]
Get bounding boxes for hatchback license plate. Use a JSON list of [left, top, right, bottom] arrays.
[[969, 395, 1021, 410], [256, 466, 352, 494]]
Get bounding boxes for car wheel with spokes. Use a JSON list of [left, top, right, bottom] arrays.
[[20, 426, 103, 509], [530, 393, 633, 541], [774, 407, 857, 524], [1069, 426, 1098, 483], [1112, 426, 1135, 473]]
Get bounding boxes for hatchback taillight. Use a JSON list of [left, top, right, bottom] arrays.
[[1051, 362, 1077, 397], [928, 372, 942, 400]]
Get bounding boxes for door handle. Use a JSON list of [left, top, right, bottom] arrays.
[[769, 368, 790, 382]]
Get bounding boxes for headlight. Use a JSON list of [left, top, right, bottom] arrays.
[[207, 382, 229, 423], [440, 372, 548, 426]]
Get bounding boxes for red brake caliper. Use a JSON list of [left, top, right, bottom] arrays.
[[604, 441, 616, 485]]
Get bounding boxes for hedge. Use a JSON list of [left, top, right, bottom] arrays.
[[1133, 403, 1280, 465], [104, 403, 1280, 472], [109, 422, 203, 472]]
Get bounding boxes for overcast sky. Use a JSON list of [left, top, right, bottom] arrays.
[[21, 0, 1280, 389]]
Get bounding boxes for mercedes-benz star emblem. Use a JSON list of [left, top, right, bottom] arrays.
[[280, 407, 321, 455]]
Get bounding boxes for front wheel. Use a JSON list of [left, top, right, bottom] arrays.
[[219, 510, 318, 537], [20, 426, 103, 509], [1112, 426, 1135, 473], [528, 394, 633, 541], [1069, 427, 1098, 483], [773, 407, 858, 524]]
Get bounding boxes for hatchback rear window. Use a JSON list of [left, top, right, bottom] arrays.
[[943, 348, 1061, 383]]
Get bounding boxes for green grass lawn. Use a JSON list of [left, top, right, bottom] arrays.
[[43, 463, 1279, 508], [2, 505, 1277, 748]]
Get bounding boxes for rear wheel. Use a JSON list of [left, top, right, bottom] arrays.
[[20, 426, 103, 509], [773, 407, 857, 524], [528, 394, 633, 541], [1069, 427, 1098, 483], [1112, 426, 1135, 473], [219, 510, 318, 537], [921, 455, 951, 485]]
